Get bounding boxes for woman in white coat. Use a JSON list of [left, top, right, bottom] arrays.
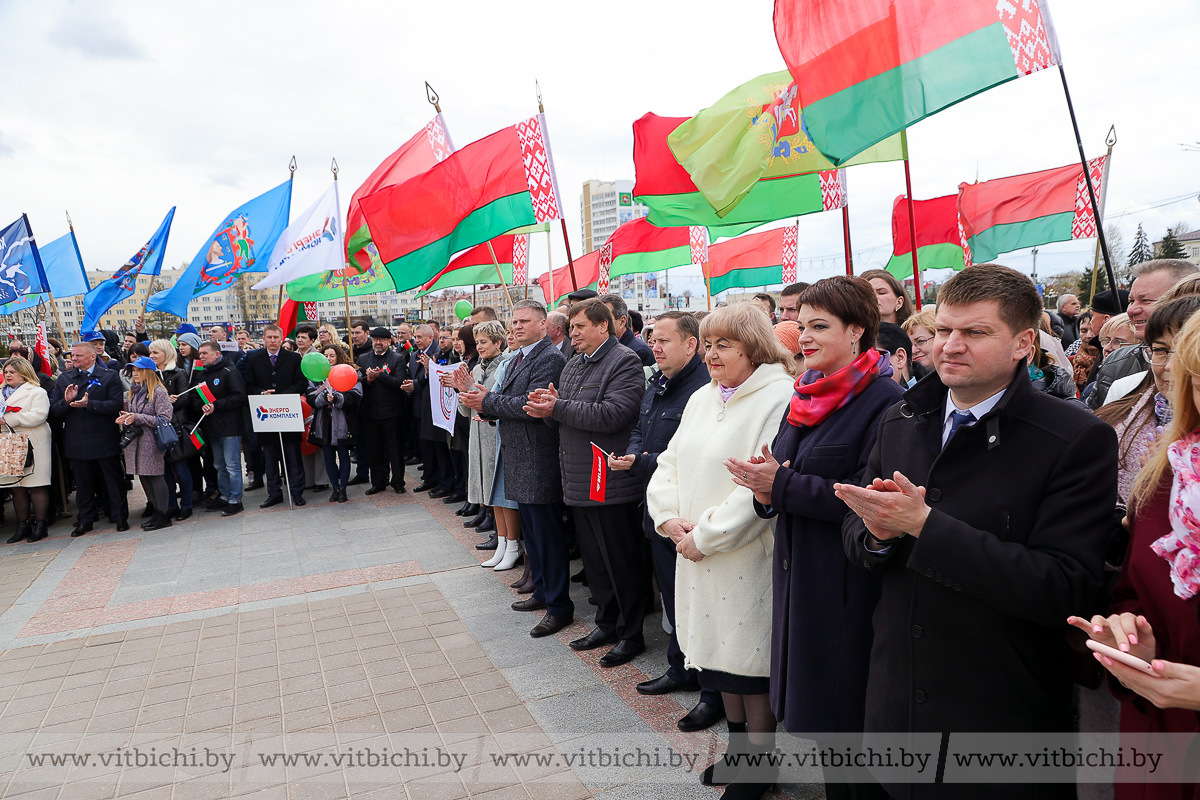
[[646, 304, 796, 800], [3, 357, 52, 543]]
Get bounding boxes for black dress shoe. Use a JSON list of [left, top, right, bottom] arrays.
[[337, 489, 348, 503], [203, 497, 227, 511], [530, 614, 572, 638], [677, 701, 726, 732], [637, 672, 700, 696], [412, 483, 434, 493], [292, 495, 306, 507], [569, 628, 618, 651], [475, 533, 498, 551], [221, 502, 244, 517], [428, 487, 451, 499], [70, 523, 93, 538], [511, 597, 546, 612], [259, 496, 284, 509], [115, 520, 130, 532], [174, 508, 193, 521], [365, 486, 387, 496], [442, 492, 466, 504], [570, 569, 587, 584], [246, 478, 265, 491], [392, 484, 406, 494], [598, 638, 645, 668], [347, 475, 368, 486]]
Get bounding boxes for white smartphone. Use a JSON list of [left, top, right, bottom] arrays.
[[1085, 639, 1158, 676]]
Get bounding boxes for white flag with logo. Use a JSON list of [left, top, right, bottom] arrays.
[[253, 182, 342, 289], [430, 363, 459, 436]]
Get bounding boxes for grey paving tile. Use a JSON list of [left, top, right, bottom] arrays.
[[501, 655, 601, 701], [527, 686, 652, 743]]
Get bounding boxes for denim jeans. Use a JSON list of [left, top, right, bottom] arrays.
[[322, 443, 352, 489], [210, 436, 244, 503]]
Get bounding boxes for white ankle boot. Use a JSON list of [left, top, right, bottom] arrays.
[[493, 539, 523, 571], [481, 537, 508, 568]]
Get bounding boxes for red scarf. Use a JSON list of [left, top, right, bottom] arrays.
[[787, 348, 885, 428]]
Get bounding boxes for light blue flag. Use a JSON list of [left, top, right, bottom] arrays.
[[147, 180, 292, 318], [82, 207, 175, 333], [0, 230, 92, 316], [0, 215, 48, 306]]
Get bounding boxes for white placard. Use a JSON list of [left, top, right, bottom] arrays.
[[219, 340, 240, 352], [249, 393, 305, 433], [429, 363, 459, 436]]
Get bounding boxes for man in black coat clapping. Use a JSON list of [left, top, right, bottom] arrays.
[[244, 324, 307, 508]]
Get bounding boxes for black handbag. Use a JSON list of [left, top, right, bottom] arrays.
[[154, 418, 179, 451]]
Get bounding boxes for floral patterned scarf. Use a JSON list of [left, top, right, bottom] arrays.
[[787, 348, 889, 428], [1155, 428, 1200, 599]]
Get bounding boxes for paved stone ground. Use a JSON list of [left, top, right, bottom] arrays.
[[0, 469, 824, 798]]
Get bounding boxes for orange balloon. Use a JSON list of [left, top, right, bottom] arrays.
[[328, 363, 358, 392]]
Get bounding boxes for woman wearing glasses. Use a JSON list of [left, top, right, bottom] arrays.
[[900, 308, 936, 380]]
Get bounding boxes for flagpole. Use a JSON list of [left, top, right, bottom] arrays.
[[1088, 126, 1117, 304], [65, 210, 90, 295], [22, 214, 65, 341], [329, 157, 353, 336], [1059, 65, 1120, 311], [842, 205, 854, 276], [485, 242, 515, 309], [278, 156, 297, 319], [900, 132, 923, 311], [546, 229, 555, 308], [536, 82, 578, 291], [704, 259, 712, 311]]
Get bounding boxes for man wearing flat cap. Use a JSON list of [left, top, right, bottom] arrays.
[[357, 327, 411, 494]]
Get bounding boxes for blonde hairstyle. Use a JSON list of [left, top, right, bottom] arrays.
[[4, 356, 40, 386], [320, 323, 347, 350], [129, 368, 164, 405], [1130, 311, 1200, 507], [149, 339, 178, 371], [901, 308, 936, 337], [1098, 313, 1133, 340], [699, 303, 798, 376], [473, 320, 507, 345]]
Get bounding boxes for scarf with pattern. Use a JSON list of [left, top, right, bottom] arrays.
[[1155, 428, 1200, 599], [787, 348, 888, 428]]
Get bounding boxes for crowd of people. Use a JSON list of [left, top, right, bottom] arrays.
[[3, 259, 1200, 798]]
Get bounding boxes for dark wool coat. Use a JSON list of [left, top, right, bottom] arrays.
[[755, 373, 903, 734], [192, 357, 246, 439], [49, 364, 124, 459], [356, 349, 409, 420], [843, 364, 1118, 800], [551, 337, 645, 507], [480, 337, 565, 505]]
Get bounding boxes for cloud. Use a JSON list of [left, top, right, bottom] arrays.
[[0, 131, 13, 160], [48, 6, 149, 62]]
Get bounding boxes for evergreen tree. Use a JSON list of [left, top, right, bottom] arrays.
[[1128, 224, 1154, 267], [1158, 229, 1187, 260]]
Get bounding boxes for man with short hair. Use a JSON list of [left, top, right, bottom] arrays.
[[599, 293, 655, 367], [194, 340, 248, 516], [469, 306, 498, 324], [777, 282, 809, 323], [546, 311, 573, 359], [50, 342, 128, 536], [526, 298, 647, 665], [752, 292, 777, 322], [393, 322, 419, 463], [235, 329, 252, 351], [1053, 294, 1081, 349], [462, 300, 571, 638], [244, 325, 307, 508], [294, 324, 318, 357], [609, 311, 724, 730], [209, 325, 228, 343], [358, 327, 410, 494], [407, 324, 452, 494], [346, 320, 374, 485], [1087, 258, 1199, 408], [876, 321, 914, 387], [349, 321, 372, 361], [838, 264, 1118, 798]]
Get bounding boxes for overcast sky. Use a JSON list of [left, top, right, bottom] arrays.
[[3, 0, 1198, 296]]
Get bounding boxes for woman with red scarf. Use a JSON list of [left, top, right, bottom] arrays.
[[1072, 309, 1200, 798], [727, 276, 903, 800]]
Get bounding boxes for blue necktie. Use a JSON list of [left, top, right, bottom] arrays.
[[945, 409, 975, 444]]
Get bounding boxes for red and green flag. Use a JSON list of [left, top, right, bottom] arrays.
[[277, 298, 318, 337], [634, 113, 845, 231], [668, 70, 904, 217], [706, 225, 800, 295], [195, 383, 217, 405], [885, 194, 969, 279], [538, 250, 600, 308], [774, 0, 1061, 164], [417, 234, 521, 296], [958, 157, 1107, 264], [190, 429, 205, 449], [358, 115, 564, 293], [599, 219, 699, 285]]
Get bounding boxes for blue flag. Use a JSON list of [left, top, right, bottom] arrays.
[[0, 229, 92, 316], [82, 207, 175, 333], [0, 215, 47, 306], [147, 180, 292, 318]]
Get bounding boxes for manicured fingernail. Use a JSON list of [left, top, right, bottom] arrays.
[[1094, 625, 1103, 633], [1129, 634, 1138, 645], [1119, 643, 1129, 652], [1093, 653, 1102, 662], [1102, 655, 1114, 666]]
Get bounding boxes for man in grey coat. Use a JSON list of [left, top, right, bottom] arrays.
[[526, 298, 648, 667], [462, 300, 571, 638]]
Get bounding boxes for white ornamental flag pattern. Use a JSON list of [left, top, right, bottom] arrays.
[[1071, 156, 1107, 240], [598, 241, 613, 294], [996, 0, 1060, 76], [516, 115, 566, 224], [819, 170, 847, 210], [689, 226, 709, 265], [425, 114, 455, 162], [781, 225, 799, 283], [957, 213, 974, 267], [303, 301, 318, 321], [512, 234, 529, 284]]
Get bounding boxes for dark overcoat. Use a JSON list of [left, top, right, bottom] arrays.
[[755, 373, 903, 734], [49, 364, 124, 459]]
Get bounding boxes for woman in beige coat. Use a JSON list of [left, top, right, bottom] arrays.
[[646, 304, 796, 799], [3, 357, 52, 543]]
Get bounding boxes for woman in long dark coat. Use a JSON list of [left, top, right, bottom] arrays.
[[728, 276, 903, 800]]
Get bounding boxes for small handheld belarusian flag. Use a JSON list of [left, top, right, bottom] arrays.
[[189, 428, 205, 450], [194, 383, 217, 404]]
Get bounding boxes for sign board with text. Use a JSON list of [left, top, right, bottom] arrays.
[[248, 394, 305, 433]]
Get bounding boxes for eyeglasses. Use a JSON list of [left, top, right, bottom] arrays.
[[1140, 345, 1175, 366], [911, 336, 933, 348], [1100, 337, 1133, 348]]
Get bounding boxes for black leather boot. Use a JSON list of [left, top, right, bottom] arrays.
[[474, 510, 495, 533], [6, 520, 32, 544], [27, 520, 48, 542], [464, 507, 488, 528]]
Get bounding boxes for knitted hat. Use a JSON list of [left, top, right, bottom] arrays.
[[177, 332, 202, 352], [773, 320, 801, 355]]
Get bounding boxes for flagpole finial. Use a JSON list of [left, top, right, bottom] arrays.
[[1106, 125, 1117, 148], [289, 156, 297, 177], [425, 81, 441, 113], [65, 210, 73, 230], [536, 80, 544, 113], [330, 157, 339, 180]]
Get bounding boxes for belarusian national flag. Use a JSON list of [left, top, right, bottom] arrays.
[[774, 0, 1061, 164], [634, 113, 843, 230], [538, 250, 600, 308], [885, 194, 969, 279], [418, 235, 519, 296], [277, 298, 318, 337], [668, 71, 904, 217], [190, 430, 206, 449], [358, 115, 564, 293], [958, 157, 1107, 264], [196, 383, 217, 405], [707, 225, 801, 295], [600, 219, 697, 281]]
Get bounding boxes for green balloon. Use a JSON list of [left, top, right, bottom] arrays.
[[301, 351, 331, 382], [454, 299, 474, 320]]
